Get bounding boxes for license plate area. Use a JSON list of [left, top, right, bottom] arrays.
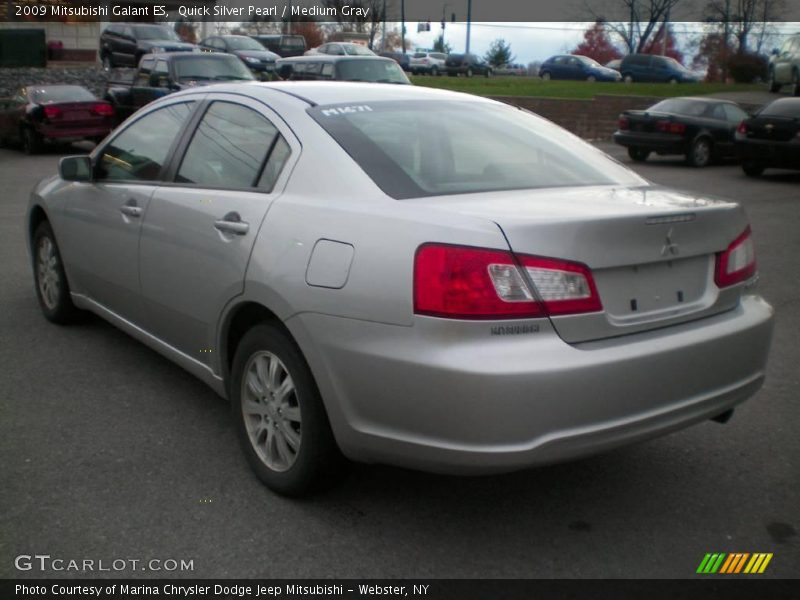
[[594, 255, 713, 323], [62, 110, 91, 121]]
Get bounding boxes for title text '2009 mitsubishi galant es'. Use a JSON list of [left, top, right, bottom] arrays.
[[27, 82, 774, 495]]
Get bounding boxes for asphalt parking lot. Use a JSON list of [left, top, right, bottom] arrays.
[[1, 142, 798, 579]]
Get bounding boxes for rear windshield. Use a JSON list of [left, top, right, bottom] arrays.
[[282, 36, 306, 50], [173, 56, 255, 81], [335, 59, 409, 84], [759, 99, 800, 118], [134, 26, 179, 41], [649, 98, 710, 117], [29, 86, 95, 103], [309, 100, 643, 199], [226, 36, 264, 51]]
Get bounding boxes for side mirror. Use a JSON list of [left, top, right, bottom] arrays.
[[59, 156, 93, 182]]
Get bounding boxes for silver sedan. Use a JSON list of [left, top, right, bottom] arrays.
[[27, 82, 774, 495]]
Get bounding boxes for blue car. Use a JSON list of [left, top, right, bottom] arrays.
[[619, 53, 700, 83], [539, 55, 621, 82]]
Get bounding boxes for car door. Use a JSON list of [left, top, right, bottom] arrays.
[[138, 95, 297, 366], [58, 100, 196, 325]]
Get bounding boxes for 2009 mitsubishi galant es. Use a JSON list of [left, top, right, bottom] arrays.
[[27, 82, 774, 495]]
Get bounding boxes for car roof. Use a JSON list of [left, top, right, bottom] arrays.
[[176, 81, 497, 107], [140, 51, 236, 61], [659, 96, 738, 105], [277, 55, 388, 63]]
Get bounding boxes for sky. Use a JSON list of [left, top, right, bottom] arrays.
[[405, 21, 800, 65]]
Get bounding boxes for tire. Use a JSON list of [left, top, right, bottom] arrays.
[[466, 67, 474, 78], [231, 323, 345, 496], [32, 221, 81, 324], [623, 73, 634, 83], [628, 147, 650, 162], [687, 137, 712, 168], [22, 127, 42, 155], [541, 71, 551, 81], [668, 77, 679, 84], [431, 66, 439, 76], [768, 69, 780, 93], [742, 161, 765, 177], [587, 75, 596, 82], [101, 54, 113, 70]]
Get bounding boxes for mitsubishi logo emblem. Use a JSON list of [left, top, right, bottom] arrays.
[[661, 227, 679, 257]]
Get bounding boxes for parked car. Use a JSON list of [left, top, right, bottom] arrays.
[[0, 85, 114, 154], [409, 51, 447, 75], [379, 51, 411, 71], [445, 53, 492, 77], [104, 53, 254, 123], [619, 53, 700, 83], [605, 58, 622, 71], [306, 42, 375, 57], [493, 63, 528, 76], [199, 35, 280, 76], [28, 82, 773, 495], [613, 97, 749, 167], [767, 34, 800, 95], [539, 55, 621, 82], [736, 98, 800, 176], [99, 23, 196, 69], [275, 55, 409, 84], [251, 34, 307, 58]]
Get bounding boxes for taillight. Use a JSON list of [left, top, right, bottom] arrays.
[[91, 102, 115, 117], [715, 227, 756, 288], [518, 255, 603, 315], [413, 243, 602, 320], [656, 120, 686, 134], [737, 121, 748, 135], [43, 105, 62, 120], [618, 116, 629, 131]]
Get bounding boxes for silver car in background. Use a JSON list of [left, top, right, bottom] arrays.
[[27, 82, 773, 496]]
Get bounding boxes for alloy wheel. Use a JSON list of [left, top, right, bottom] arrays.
[[37, 236, 60, 311], [241, 351, 302, 472]]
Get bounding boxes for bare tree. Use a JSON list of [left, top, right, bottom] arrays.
[[704, 0, 786, 53], [321, 0, 390, 49], [583, 0, 684, 53]]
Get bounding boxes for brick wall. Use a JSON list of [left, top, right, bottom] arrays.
[[489, 94, 663, 141]]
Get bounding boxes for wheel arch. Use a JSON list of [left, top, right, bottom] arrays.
[[28, 204, 50, 254]]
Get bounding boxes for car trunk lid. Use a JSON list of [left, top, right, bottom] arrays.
[[408, 185, 751, 343], [744, 115, 799, 142]]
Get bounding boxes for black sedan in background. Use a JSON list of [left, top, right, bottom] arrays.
[[736, 98, 800, 176], [614, 97, 749, 167], [0, 85, 114, 154], [200, 35, 280, 76]]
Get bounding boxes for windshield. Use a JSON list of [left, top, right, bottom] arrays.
[[173, 56, 255, 81], [759, 99, 800, 118], [577, 56, 601, 67], [134, 26, 180, 41], [335, 59, 409, 84], [30, 85, 95, 103], [343, 44, 374, 56], [310, 100, 643, 199], [649, 98, 709, 116], [226, 36, 265, 51]]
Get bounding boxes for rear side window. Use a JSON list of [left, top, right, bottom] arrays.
[[649, 98, 709, 117], [97, 102, 194, 182], [177, 102, 287, 190], [309, 100, 642, 199]]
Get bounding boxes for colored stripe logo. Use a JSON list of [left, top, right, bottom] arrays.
[[697, 553, 773, 574]]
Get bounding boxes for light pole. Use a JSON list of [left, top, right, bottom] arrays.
[[465, 0, 472, 54]]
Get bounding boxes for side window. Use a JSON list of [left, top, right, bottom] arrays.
[[321, 63, 334, 78], [136, 59, 155, 86], [329, 44, 345, 56], [96, 102, 193, 182], [711, 104, 727, 120], [258, 136, 292, 191], [723, 104, 747, 123], [123, 26, 134, 40], [176, 102, 282, 189]]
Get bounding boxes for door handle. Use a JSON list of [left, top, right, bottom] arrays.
[[214, 212, 249, 235], [120, 204, 142, 217]]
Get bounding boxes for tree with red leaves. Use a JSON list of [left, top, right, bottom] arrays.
[[571, 21, 622, 65], [641, 24, 684, 65]]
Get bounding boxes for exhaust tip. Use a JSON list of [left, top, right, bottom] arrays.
[[711, 409, 735, 424]]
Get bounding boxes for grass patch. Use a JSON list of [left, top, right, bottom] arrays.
[[409, 75, 766, 99]]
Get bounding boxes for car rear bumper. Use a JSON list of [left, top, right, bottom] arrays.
[[736, 139, 800, 168], [613, 131, 687, 154], [39, 124, 112, 140], [290, 294, 774, 474]]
